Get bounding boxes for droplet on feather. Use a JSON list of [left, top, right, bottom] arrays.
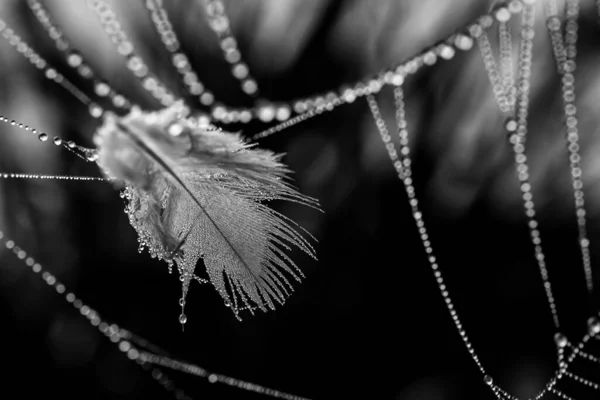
[[94, 101, 320, 323], [168, 123, 184, 136]]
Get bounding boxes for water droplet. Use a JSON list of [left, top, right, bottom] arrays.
[[588, 317, 600, 335], [275, 105, 291, 121], [67, 141, 76, 148], [505, 117, 518, 133], [179, 298, 185, 306], [45, 68, 58, 80], [179, 314, 187, 324], [67, 51, 83, 67], [94, 81, 110, 97], [257, 104, 275, 122], [53, 137, 62, 146], [242, 79, 258, 95], [89, 103, 103, 118], [113, 94, 126, 108], [554, 332, 567, 348], [172, 53, 189, 69], [168, 123, 184, 136], [86, 151, 98, 162], [38, 133, 48, 142]]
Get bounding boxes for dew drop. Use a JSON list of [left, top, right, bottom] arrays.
[[257, 104, 276, 122], [179, 314, 187, 324], [94, 81, 110, 97], [554, 332, 567, 348], [45, 68, 58, 80], [113, 94, 126, 108], [89, 103, 103, 118], [179, 298, 185, 306], [68, 141, 76, 148], [168, 123, 184, 136], [53, 137, 62, 146], [276, 105, 291, 122], [38, 133, 48, 142], [86, 151, 98, 162], [505, 117, 518, 133], [242, 79, 258, 95], [67, 51, 83, 67], [588, 317, 600, 335]]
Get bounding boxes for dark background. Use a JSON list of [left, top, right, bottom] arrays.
[[1, 1, 600, 399]]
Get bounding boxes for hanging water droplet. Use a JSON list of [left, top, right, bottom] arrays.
[[67, 141, 76, 148], [554, 332, 567, 348], [179, 298, 185, 306], [588, 317, 600, 335], [179, 314, 187, 324], [38, 133, 48, 142], [94, 81, 111, 97], [113, 94, 126, 108], [67, 51, 83, 67], [168, 123, 184, 136], [276, 105, 291, 121], [86, 151, 98, 162], [53, 137, 62, 146], [89, 104, 103, 119], [505, 118, 518, 135], [257, 104, 276, 122]]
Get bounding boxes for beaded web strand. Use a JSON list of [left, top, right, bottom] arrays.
[[1, 0, 599, 399], [365, 1, 600, 399]]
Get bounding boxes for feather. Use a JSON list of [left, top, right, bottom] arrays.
[[94, 101, 319, 323]]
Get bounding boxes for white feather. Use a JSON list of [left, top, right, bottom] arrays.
[[94, 102, 319, 321]]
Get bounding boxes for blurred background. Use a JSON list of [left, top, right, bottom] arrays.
[[1, 0, 600, 399]]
